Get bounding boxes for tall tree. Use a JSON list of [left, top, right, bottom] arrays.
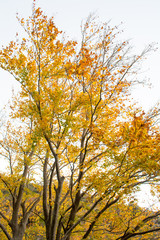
[[0, 2, 160, 240]]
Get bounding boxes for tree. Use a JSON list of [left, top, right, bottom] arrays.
[[0, 123, 41, 240], [89, 200, 160, 240], [0, 2, 160, 240]]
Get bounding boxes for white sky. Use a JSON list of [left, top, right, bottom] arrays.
[[0, 0, 160, 208]]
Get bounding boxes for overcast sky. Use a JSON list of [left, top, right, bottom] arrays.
[[0, 0, 160, 110]]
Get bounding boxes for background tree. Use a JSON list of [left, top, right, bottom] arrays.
[[0, 121, 41, 240], [0, 2, 160, 240], [84, 199, 160, 240]]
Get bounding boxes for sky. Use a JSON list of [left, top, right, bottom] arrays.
[[0, 0, 160, 110], [0, 0, 160, 207]]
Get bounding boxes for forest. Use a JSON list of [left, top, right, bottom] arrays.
[[0, 1, 160, 239]]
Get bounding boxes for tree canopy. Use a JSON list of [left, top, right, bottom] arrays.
[[0, 2, 160, 240]]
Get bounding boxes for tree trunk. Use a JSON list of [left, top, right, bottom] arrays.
[[12, 227, 25, 240]]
